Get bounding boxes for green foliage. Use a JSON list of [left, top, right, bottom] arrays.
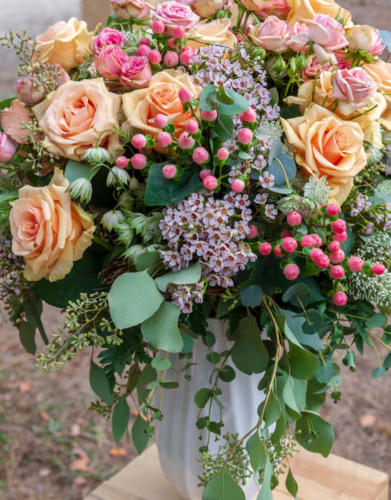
[[231, 316, 269, 375], [155, 262, 202, 292], [132, 414, 151, 453], [112, 396, 130, 443], [295, 413, 334, 457], [141, 302, 183, 352], [90, 360, 114, 406], [203, 471, 245, 500]]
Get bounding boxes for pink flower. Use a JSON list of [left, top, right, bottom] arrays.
[[178, 132, 195, 149], [0, 132, 17, 162], [331, 219, 346, 234], [247, 225, 258, 239], [346, 25, 385, 57], [370, 35, 385, 57], [326, 203, 339, 216], [237, 128, 253, 144], [217, 147, 229, 161], [333, 291, 347, 306], [348, 256, 363, 272], [281, 236, 297, 253], [284, 263, 300, 280], [116, 156, 129, 168], [250, 16, 289, 52], [331, 68, 377, 109], [308, 14, 348, 51], [1, 99, 37, 144], [199, 169, 212, 180], [93, 28, 125, 54], [287, 23, 309, 52], [164, 50, 179, 68], [301, 55, 330, 81], [111, 0, 152, 20], [193, 146, 209, 164], [16, 66, 69, 106], [94, 45, 128, 80], [287, 211, 302, 226], [231, 179, 245, 193], [258, 242, 272, 255], [162, 164, 177, 178], [131, 153, 147, 169], [372, 263, 386, 275], [330, 265, 345, 279], [153, 1, 200, 37], [120, 56, 152, 89], [330, 249, 345, 264], [333, 232, 347, 243], [203, 175, 217, 190]]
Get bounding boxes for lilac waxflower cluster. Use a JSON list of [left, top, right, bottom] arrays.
[[167, 283, 204, 314], [160, 192, 257, 313], [349, 192, 391, 234]]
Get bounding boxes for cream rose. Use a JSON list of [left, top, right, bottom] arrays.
[[186, 18, 237, 49], [10, 168, 95, 282], [32, 18, 92, 72], [122, 70, 201, 142], [33, 78, 121, 162], [364, 62, 391, 131], [281, 104, 366, 205], [287, 0, 351, 26]]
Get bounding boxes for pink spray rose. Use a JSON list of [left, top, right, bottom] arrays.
[[111, 0, 152, 20], [287, 22, 309, 52], [120, 56, 152, 88], [94, 45, 128, 80], [331, 67, 377, 112], [346, 25, 385, 57], [0, 132, 17, 162], [301, 55, 330, 80], [153, 1, 200, 37], [16, 65, 70, 106], [308, 14, 348, 51], [249, 16, 289, 52], [93, 28, 125, 54]]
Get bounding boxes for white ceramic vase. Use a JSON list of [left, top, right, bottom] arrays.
[[156, 319, 265, 500]]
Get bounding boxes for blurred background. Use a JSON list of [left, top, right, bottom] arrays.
[[1, 1, 391, 499]]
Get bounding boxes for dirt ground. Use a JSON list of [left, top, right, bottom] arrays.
[[0, 1, 391, 499]]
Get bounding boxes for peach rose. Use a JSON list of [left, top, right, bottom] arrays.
[[33, 78, 121, 162], [346, 26, 385, 57], [32, 18, 92, 73], [191, 0, 224, 18], [287, 0, 351, 26], [281, 104, 366, 205], [111, 0, 152, 20], [240, 0, 290, 19], [186, 18, 237, 49], [249, 16, 289, 52], [10, 168, 95, 282], [364, 62, 391, 131], [285, 72, 386, 149], [122, 70, 201, 143]]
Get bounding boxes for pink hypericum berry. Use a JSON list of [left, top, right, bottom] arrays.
[[152, 20, 165, 34], [301, 235, 315, 247], [372, 263, 386, 275], [247, 225, 258, 239], [131, 153, 147, 170], [137, 44, 151, 57], [333, 231, 348, 243], [284, 263, 300, 280], [330, 249, 345, 264], [231, 179, 245, 193], [239, 108, 257, 123], [326, 203, 340, 216], [203, 175, 218, 190], [164, 51, 179, 67], [140, 37, 150, 46], [316, 254, 330, 269], [280, 230, 292, 238], [116, 156, 129, 168], [287, 211, 302, 227], [179, 87, 193, 103], [168, 38, 177, 49], [132, 133, 146, 149], [185, 119, 199, 134], [330, 265, 345, 279], [178, 132, 195, 150], [309, 233, 322, 247], [201, 109, 218, 122], [258, 242, 272, 256], [193, 147, 209, 164], [162, 164, 177, 179], [154, 114, 168, 128], [217, 147, 229, 161], [333, 291, 348, 306], [180, 47, 194, 66], [348, 256, 363, 272], [157, 131, 173, 148], [309, 248, 324, 263], [237, 128, 253, 145], [199, 169, 212, 180], [148, 49, 162, 64], [274, 245, 283, 257], [173, 26, 186, 38], [328, 240, 340, 252], [331, 219, 347, 233], [281, 237, 298, 253]]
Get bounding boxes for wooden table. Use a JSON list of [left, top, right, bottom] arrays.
[[85, 444, 389, 500]]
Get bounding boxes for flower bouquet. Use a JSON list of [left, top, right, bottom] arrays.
[[1, 0, 391, 497]]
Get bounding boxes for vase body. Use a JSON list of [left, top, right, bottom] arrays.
[[156, 319, 264, 500]]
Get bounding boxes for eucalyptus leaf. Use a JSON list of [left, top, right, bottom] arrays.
[[89, 360, 114, 405], [200, 85, 217, 112], [288, 342, 319, 380], [246, 432, 266, 472], [203, 471, 245, 500], [134, 251, 161, 271], [240, 284, 263, 307], [257, 458, 273, 500], [18, 322, 36, 355], [295, 412, 334, 457], [216, 88, 249, 115], [155, 262, 201, 292], [112, 396, 130, 443], [231, 315, 269, 375], [64, 160, 90, 183], [132, 414, 150, 453], [286, 469, 298, 497], [141, 302, 183, 353]]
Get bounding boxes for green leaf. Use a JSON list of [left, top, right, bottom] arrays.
[[134, 251, 161, 271], [216, 88, 249, 115], [366, 313, 386, 329], [219, 365, 236, 382], [0, 97, 15, 111], [240, 284, 263, 307], [288, 342, 319, 380], [131, 414, 150, 454], [203, 471, 245, 500], [295, 412, 334, 457], [64, 160, 90, 183], [145, 163, 203, 206], [263, 391, 281, 426], [267, 153, 296, 187], [246, 432, 266, 472], [108, 271, 163, 329], [371, 366, 387, 378], [137, 365, 157, 404], [194, 388, 211, 409], [112, 396, 130, 443], [200, 85, 217, 112], [90, 360, 114, 405], [0, 191, 18, 203], [159, 381, 179, 389], [231, 315, 269, 375], [214, 113, 233, 142], [34, 250, 102, 308], [268, 139, 283, 166], [283, 283, 312, 307], [257, 458, 273, 500], [151, 357, 171, 371], [155, 262, 201, 292], [282, 375, 307, 414], [286, 469, 298, 498], [18, 322, 36, 355], [141, 302, 183, 353]]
